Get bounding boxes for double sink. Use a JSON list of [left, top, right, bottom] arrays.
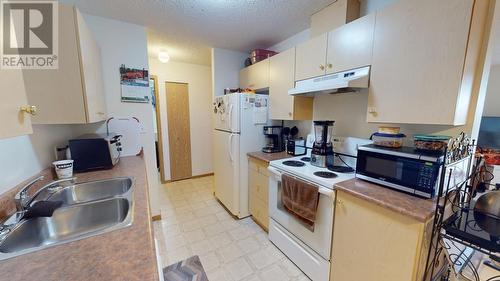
[[0, 177, 135, 260]]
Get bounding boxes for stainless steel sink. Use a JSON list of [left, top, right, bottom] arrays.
[[32, 177, 133, 206], [0, 177, 134, 260]]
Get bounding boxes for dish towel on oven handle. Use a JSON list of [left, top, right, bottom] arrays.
[[281, 174, 320, 230]]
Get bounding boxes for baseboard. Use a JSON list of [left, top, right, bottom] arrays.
[[191, 172, 214, 179], [164, 173, 214, 183], [151, 215, 162, 221]]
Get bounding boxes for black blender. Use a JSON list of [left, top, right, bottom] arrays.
[[311, 121, 335, 168]]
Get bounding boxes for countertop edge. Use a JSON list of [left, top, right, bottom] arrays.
[[247, 151, 293, 163], [335, 178, 435, 223]]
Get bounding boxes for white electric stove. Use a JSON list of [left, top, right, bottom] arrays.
[[267, 137, 371, 281]]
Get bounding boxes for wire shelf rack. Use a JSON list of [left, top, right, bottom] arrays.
[[424, 135, 500, 281]]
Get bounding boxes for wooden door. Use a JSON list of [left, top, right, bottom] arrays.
[[326, 13, 375, 74], [166, 82, 192, 181], [331, 191, 424, 281], [367, 0, 474, 125], [295, 33, 328, 81]]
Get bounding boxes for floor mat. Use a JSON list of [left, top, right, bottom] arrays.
[[163, 255, 209, 281]]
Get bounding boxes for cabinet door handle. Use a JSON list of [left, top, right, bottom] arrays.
[[327, 63, 333, 69], [20, 105, 37, 116], [319, 65, 325, 71], [288, 112, 292, 117]]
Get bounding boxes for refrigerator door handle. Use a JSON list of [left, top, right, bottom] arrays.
[[228, 133, 235, 163], [228, 104, 234, 131]]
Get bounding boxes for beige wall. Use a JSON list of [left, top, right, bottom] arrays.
[[82, 14, 161, 216], [313, 91, 479, 145], [483, 65, 500, 116], [0, 14, 160, 213], [211, 48, 247, 97], [149, 59, 213, 181], [0, 125, 83, 195]]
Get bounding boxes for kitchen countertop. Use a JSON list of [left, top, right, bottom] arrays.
[[335, 178, 435, 223], [247, 151, 293, 163], [0, 156, 158, 281]]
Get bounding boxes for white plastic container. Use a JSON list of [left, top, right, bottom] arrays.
[[53, 160, 74, 179]]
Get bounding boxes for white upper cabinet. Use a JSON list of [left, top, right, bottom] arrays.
[[367, 0, 482, 125], [295, 33, 328, 81], [295, 13, 374, 80], [25, 5, 107, 124], [269, 48, 313, 120], [75, 9, 107, 123], [269, 49, 295, 120], [0, 69, 33, 139], [326, 13, 375, 74], [310, 0, 360, 37], [239, 59, 269, 90]]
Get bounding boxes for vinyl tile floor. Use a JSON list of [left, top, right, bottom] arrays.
[[153, 176, 309, 281]]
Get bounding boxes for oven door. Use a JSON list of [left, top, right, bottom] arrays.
[[268, 166, 334, 260]]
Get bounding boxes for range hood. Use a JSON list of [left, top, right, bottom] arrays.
[[288, 66, 370, 96]]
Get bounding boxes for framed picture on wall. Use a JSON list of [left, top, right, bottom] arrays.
[[120, 64, 150, 103]]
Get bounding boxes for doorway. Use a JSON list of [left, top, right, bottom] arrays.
[[150, 75, 166, 183], [166, 82, 192, 181]]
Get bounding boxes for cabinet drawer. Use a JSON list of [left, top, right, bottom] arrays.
[[249, 159, 259, 171], [249, 158, 270, 176]]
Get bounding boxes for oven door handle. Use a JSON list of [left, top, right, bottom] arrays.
[[268, 166, 334, 197]]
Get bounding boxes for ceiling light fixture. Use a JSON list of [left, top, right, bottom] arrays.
[[158, 51, 170, 63]]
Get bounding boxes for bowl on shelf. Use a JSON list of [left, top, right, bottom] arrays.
[[473, 191, 500, 237]]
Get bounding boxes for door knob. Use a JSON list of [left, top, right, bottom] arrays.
[[319, 65, 325, 71], [20, 105, 37, 116], [327, 63, 333, 69]]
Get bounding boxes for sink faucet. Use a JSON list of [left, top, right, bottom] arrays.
[[14, 176, 76, 212], [14, 176, 45, 212]]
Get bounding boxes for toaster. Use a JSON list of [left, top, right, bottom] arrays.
[[68, 134, 122, 172], [287, 139, 307, 156]]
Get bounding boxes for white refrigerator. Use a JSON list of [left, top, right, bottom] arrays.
[[213, 93, 269, 218]]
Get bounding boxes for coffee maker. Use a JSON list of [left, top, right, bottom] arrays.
[[311, 121, 335, 167], [262, 126, 284, 153]]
